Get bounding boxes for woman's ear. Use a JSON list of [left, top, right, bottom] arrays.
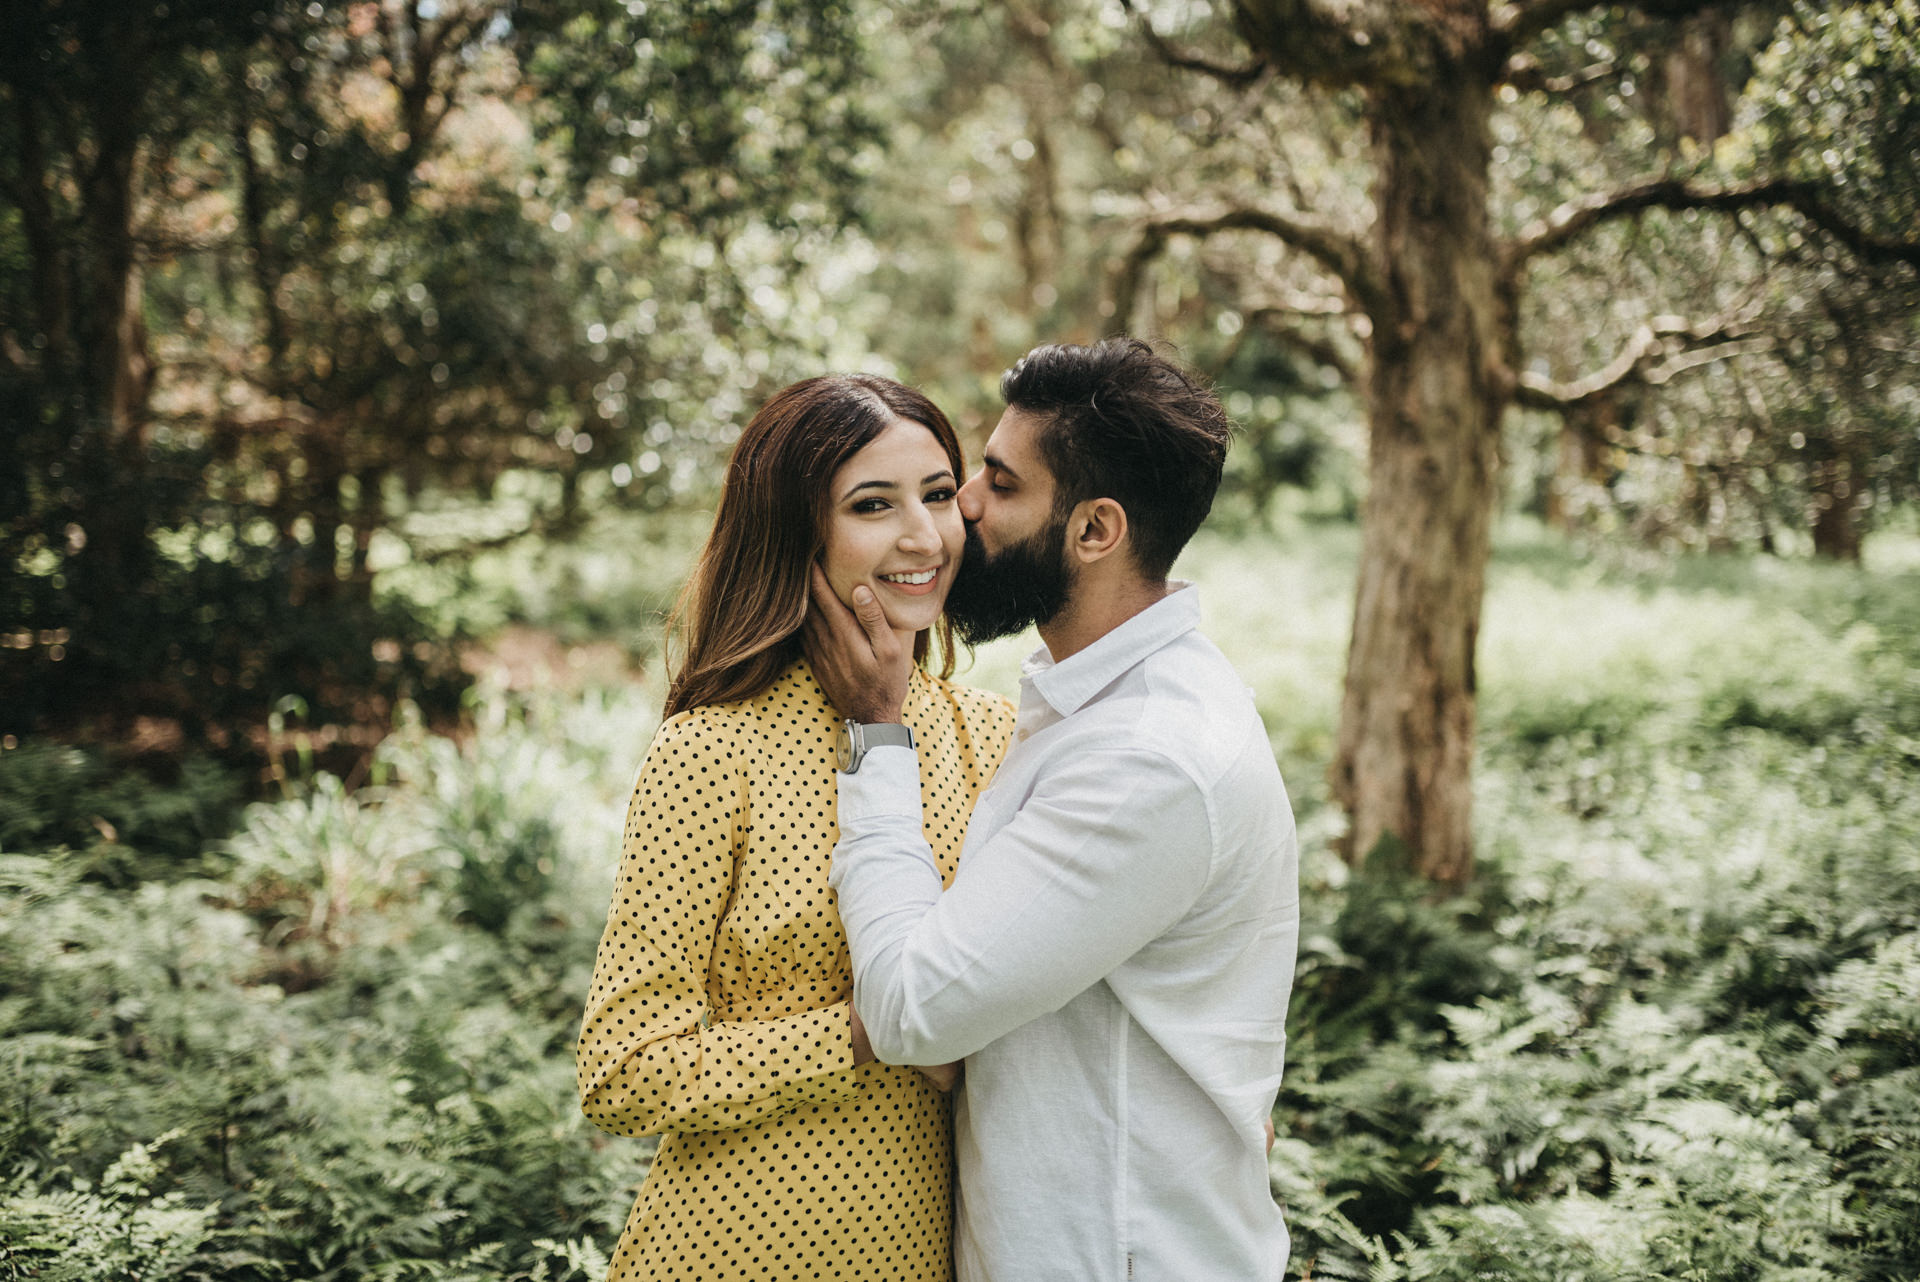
[[1068, 497, 1129, 565]]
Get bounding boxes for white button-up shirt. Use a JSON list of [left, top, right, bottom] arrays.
[[830, 585, 1300, 1281]]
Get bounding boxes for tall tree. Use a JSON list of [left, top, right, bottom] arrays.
[[1113, 0, 1920, 884], [1, 0, 277, 742], [0, 0, 884, 751]]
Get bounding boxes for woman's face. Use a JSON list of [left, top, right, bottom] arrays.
[[821, 417, 964, 640]]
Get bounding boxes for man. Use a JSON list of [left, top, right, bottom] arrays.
[[805, 338, 1300, 1280]]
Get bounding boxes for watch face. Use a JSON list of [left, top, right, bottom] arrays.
[[835, 721, 856, 773]]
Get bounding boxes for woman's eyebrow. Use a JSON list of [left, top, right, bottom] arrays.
[[840, 471, 955, 501]]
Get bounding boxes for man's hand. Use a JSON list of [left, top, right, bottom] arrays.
[[915, 1060, 962, 1093], [855, 1003, 959, 1091], [803, 563, 910, 725], [850, 1003, 874, 1065]]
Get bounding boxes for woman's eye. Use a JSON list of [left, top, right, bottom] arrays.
[[925, 487, 956, 503], [852, 498, 889, 514]]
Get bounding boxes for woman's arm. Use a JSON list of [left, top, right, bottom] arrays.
[[576, 711, 864, 1136]]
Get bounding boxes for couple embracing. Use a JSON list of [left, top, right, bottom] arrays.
[[576, 338, 1301, 1282]]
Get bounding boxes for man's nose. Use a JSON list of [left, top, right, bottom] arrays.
[[957, 470, 986, 522]]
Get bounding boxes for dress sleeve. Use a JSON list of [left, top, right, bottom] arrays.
[[577, 710, 862, 1137]]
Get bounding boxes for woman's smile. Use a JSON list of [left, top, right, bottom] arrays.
[[877, 566, 943, 594], [821, 417, 965, 637]]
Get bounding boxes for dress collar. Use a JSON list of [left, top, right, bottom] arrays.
[[1022, 583, 1200, 717]]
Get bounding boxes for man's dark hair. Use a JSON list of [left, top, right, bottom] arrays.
[[1000, 338, 1232, 580]]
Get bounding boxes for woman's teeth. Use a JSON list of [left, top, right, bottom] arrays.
[[880, 570, 936, 585]]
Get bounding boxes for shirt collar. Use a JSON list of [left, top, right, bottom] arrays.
[[1023, 582, 1200, 717]]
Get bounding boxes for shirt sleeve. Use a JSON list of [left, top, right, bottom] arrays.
[[577, 712, 861, 1137], [828, 741, 1213, 1065]]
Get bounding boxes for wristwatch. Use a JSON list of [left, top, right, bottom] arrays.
[[836, 719, 915, 774]]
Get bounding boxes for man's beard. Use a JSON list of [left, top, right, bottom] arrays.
[[943, 516, 1073, 645]]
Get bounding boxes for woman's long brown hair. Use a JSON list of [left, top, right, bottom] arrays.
[[662, 375, 965, 718]]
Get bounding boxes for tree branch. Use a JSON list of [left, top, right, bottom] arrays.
[[1503, 177, 1920, 275], [1243, 287, 1351, 317], [1492, 0, 1604, 49], [1112, 203, 1381, 327], [1119, 0, 1268, 86], [1225, 0, 1429, 90], [1513, 312, 1771, 411], [1499, 53, 1620, 95], [1245, 308, 1360, 384], [1493, 0, 1730, 54], [1001, 0, 1132, 154]]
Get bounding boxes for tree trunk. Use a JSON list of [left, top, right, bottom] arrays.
[[1656, 8, 1734, 145], [12, 94, 72, 370], [1331, 72, 1506, 886], [72, 38, 150, 441], [1545, 394, 1618, 532], [1810, 490, 1862, 561]]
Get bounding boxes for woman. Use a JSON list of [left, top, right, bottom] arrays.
[[576, 376, 1015, 1281]]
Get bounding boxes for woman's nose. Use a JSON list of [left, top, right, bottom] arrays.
[[898, 506, 941, 554]]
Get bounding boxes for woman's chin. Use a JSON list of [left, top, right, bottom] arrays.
[[888, 609, 945, 641]]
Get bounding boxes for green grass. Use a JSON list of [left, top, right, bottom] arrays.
[[2, 517, 1917, 1280]]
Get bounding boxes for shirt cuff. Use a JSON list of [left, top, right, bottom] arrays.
[[836, 743, 922, 824]]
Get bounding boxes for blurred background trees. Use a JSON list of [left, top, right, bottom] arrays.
[[3, 3, 1918, 1277], [1078, 0, 1919, 884], [2, 0, 883, 760], [3, 0, 1916, 871], [845, 0, 1920, 883]]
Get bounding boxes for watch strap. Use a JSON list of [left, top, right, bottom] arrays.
[[839, 719, 915, 773]]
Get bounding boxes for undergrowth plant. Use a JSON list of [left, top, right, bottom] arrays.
[[1270, 535, 1920, 1280], [0, 684, 659, 1281], [2, 526, 1916, 1280]]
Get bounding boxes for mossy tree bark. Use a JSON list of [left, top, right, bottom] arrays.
[[1332, 67, 1509, 885]]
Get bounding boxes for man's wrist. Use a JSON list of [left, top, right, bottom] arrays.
[[837, 719, 915, 774], [849, 1004, 875, 1066]]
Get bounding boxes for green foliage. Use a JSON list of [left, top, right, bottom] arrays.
[[1272, 530, 1920, 1280], [8, 525, 1917, 1278], [1505, 2, 1920, 558], [0, 682, 659, 1280], [0, 0, 890, 753], [0, 744, 243, 877], [0, 1133, 217, 1282]]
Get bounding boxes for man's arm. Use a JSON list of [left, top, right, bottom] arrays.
[[803, 565, 962, 1090], [829, 739, 1213, 1066]]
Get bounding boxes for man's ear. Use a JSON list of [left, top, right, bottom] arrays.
[[1067, 497, 1129, 565]]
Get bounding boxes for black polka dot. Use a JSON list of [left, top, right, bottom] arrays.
[[578, 658, 1016, 1281]]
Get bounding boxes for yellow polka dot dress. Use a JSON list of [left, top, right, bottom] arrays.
[[578, 657, 1014, 1282]]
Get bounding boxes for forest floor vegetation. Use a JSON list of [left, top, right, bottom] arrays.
[[2, 519, 1917, 1280]]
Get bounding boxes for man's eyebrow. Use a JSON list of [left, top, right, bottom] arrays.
[[982, 452, 1019, 481], [840, 469, 956, 501]]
